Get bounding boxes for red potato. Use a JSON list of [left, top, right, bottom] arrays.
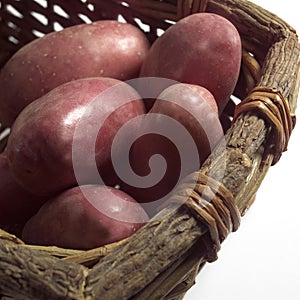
[[155, 83, 219, 115], [119, 83, 224, 216], [0, 20, 150, 126], [139, 13, 242, 114], [6, 77, 146, 196], [22, 185, 149, 249], [0, 153, 46, 228]]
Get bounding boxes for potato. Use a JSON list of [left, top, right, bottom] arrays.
[[139, 13, 242, 114], [0, 153, 46, 227], [0, 20, 150, 126], [6, 77, 146, 196], [154, 83, 219, 115], [119, 83, 223, 216], [22, 185, 149, 250]]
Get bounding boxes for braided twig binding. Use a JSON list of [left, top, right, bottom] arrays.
[[233, 86, 296, 165], [170, 172, 241, 262]]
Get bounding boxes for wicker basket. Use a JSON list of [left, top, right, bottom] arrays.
[[0, 0, 299, 299]]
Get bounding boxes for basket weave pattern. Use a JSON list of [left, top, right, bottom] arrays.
[[0, 0, 299, 299]]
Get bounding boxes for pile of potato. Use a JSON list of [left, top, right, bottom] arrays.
[[0, 13, 242, 250]]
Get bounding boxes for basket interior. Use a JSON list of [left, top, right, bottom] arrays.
[[0, 0, 178, 65], [0, 0, 267, 142]]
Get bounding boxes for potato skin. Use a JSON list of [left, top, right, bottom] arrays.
[[139, 13, 242, 114], [0, 20, 149, 126], [22, 185, 149, 250], [120, 83, 223, 216], [6, 77, 146, 196], [0, 153, 46, 227]]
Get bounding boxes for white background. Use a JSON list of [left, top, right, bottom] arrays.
[[186, 1, 300, 299]]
